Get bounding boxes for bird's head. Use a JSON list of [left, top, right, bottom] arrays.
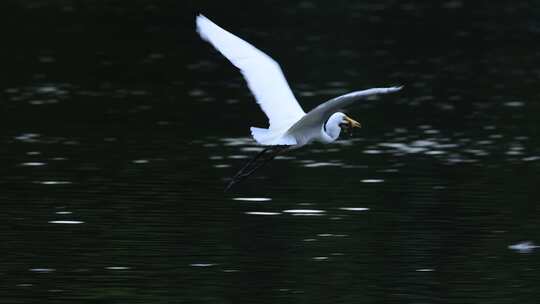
[[326, 112, 361, 139]]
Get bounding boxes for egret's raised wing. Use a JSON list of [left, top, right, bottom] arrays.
[[196, 15, 305, 131], [287, 87, 402, 134]]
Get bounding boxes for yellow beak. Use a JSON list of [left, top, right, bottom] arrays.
[[344, 115, 361, 128]]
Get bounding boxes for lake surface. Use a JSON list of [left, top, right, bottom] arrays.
[[2, 1, 540, 303]]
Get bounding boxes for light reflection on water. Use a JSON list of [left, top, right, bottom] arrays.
[[48, 220, 84, 224], [245, 211, 281, 216], [233, 197, 272, 202], [508, 241, 539, 254]]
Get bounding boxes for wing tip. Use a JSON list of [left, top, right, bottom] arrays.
[[195, 14, 212, 39], [381, 85, 404, 94], [390, 85, 404, 92], [195, 13, 208, 23]]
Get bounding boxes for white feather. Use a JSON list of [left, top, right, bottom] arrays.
[[196, 15, 305, 136]]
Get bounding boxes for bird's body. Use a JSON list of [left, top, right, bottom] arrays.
[[195, 15, 401, 189]]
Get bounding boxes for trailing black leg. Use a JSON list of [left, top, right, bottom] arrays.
[[224, 145, 289, 191]]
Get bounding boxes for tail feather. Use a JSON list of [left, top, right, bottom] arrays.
[[250, 127, 270, 144], [250, 127, 296, 146]]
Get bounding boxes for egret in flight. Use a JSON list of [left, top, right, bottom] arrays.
[[196, 15, 402, 190]]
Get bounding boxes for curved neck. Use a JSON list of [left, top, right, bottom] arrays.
[[322, 121, 341, 143]]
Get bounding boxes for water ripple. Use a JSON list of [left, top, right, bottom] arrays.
[[245, 211, 281, 216], [233, 197, 272, 202], [48, 220, 84, 224], [339, 207, 369, 212], [508, 241, 539, 253], [282, 209, 325, 216]]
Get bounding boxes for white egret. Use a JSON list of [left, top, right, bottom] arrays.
[[195, 15, 402, 190]]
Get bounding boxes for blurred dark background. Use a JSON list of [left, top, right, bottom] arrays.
[[1, 1, 540, 303]]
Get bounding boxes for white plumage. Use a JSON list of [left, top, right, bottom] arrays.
[[196, 15, 401, 147]]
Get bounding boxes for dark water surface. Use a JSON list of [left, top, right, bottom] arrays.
[[2, 1, 540, 303]]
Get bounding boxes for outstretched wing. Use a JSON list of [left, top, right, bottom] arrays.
[[196, 15, 306, 131], [287, 87, 403, 135]]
